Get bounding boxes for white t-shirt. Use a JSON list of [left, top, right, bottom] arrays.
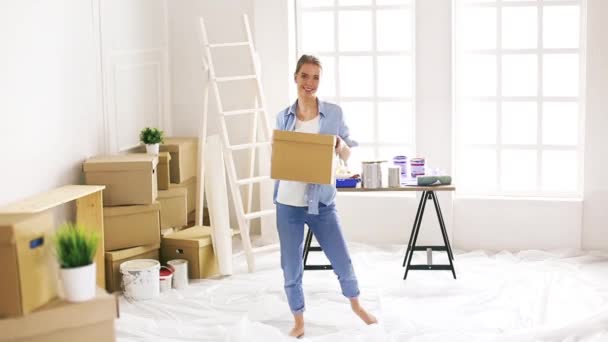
[[276, 115, 321, 207]]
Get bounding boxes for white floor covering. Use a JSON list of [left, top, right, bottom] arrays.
[[116, 243, 608, 342]]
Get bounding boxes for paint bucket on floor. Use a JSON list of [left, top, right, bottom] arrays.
[[159, 266, 173, 293], [120, 259, 160, 301], [167, 259, 189, 289]]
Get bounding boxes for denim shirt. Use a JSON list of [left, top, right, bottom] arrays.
[[273, 99, 358, 215]]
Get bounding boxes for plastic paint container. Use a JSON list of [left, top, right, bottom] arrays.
[[410, 158, 425, 178]]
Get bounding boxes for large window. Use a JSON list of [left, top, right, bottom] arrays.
[[295, 0, 415, 172], [454, 0, 584, 196]]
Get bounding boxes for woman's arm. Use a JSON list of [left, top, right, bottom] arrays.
[[336, 136, 351, 161]]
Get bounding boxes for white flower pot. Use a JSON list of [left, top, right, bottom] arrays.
[[60, 263, 96, 302], [146, 143, 160, 156]]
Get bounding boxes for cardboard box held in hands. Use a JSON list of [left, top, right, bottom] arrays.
[[271, 130, 337, 185]]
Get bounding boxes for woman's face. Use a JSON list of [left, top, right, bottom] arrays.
[[295, 63, 321, 99]]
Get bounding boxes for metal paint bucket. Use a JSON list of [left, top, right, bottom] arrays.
[[361, 161, 384, 189]]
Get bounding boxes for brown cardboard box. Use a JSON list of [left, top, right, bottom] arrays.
[[105, 243, 160, 293], [0, 212, 57, 318], [84, 154, 158, 206], [160, 137, 198, 184], [158, 188, 188, 230], [103, 202, 161, 251], [169, 176, 196, 215], [157, 152, 171, 190], [0, 288, 117, 342], [187, 207, 210, 227], [271, 130, 337, 185], [161, 226, 218, 279], [160, 227, 174, 237]]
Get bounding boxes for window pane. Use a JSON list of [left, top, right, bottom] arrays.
[[502, 54, 537, 97], [377, 9, 412, 51], [300, 0, 334, 7], [340, 101, 374, 143], [543, 6, 580, 49], [301, 12, 334, 52], [376, 0, 411, 4], [339, 0, 372, 5], [458, 148, 497, 193], [543, 54, 579, 97], [318, 56, 336, 97], [339, 56, 373, 96], [379, 146, 414, 162], [377, 56, 412, 97], [543, 102, 578, 145], [377, 102, 413, 144], [460, 54, 496, 96], [542, 151, 577, 192], [502, 7, 537, 49], [339, 11, 372, 51], [459, 101, 496, 144], [458, 7, 496, 50], [501, 150, 537, 191], [347, 146, 375, 173], [501, 102, 537, 145]]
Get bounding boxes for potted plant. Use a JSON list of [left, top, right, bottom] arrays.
[[54, 222, 100, 302], [140, 127, 164, 155]]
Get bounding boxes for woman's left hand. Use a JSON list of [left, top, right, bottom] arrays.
[[335, 136, 343, 153]]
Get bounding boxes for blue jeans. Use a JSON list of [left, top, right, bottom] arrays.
[[276, 202, 360, 314]]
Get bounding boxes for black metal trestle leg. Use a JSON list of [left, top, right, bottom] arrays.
[[303, 227, 332, 271], [403, 191, 457, 279]]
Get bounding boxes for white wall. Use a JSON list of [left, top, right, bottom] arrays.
[[100, 0, 172, 153], [0, 0, 171, 208], [0, 0, 104, 206], [582, 0, 608, 250]]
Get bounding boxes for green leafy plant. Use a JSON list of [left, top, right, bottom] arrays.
[[54, 222, 100, 269], [139, 127, 164, 145]]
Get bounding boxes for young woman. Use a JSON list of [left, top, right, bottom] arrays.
[[274, 55, 377, 338]]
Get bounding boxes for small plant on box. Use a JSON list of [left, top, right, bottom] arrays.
[[54, 222, 100, 302], [140, 127, 164, 156]]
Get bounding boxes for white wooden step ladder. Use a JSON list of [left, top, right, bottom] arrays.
[[197, 14, 275, 273]]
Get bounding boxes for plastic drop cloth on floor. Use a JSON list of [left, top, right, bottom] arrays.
[[116, 243, 608, 342]]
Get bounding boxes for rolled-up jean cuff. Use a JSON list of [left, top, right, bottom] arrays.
[[344, 291, 360, 299], [291, 307, 305, 315]]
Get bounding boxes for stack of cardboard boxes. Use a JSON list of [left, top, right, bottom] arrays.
[[161, 137, 199, 226], [83, 137, 218, 292], [158, 137, 218, 279], [83, 154, 162, 293], [0, 212, 117, 341]]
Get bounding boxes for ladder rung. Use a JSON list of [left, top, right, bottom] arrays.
[[223, 108, 264, 116], [244, 209, 275, 221], [208, 42, 249, 48], [229, 142, 271, 151], [236, 176, 272, 186], [215, 75, 256, 82]]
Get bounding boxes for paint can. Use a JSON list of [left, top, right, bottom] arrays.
[[120, 259, 160, 301], [410, 158, 426, 178], [388, 167, 401, 188], [159, 266, 173, 293], [167, 259, 189, 289]]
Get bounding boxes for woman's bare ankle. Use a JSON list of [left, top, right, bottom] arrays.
[[289, 313, 305, 338]]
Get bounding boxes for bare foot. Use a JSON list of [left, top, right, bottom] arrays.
[[288, 326, 305, 339], [353, 306, 378, 325]]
